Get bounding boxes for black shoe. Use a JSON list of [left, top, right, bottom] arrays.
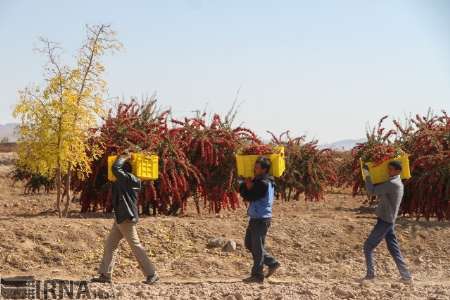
[[266, 263, 281, 278], [91, 274, 112, 284], [243, 275, 264, 284], [144, 274, 159, 285]]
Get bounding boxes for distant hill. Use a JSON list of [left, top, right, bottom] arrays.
[[0, 123, 18, 142], [321, 138, 366, 151]]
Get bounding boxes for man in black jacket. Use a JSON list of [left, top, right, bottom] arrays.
[[92, 155, 158, 284], [240, 157, 280, 283]]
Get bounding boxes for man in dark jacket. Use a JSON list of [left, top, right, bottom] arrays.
[[92, 154, 158, 284], [240, 157, 280, 283]]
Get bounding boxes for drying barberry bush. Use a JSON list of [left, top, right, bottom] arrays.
[[394, 112, 450, 220], [77, 98, 262, 215], [269, 131, 337, 201]]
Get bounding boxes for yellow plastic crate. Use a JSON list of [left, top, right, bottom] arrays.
[[131, 153, 159, 181], [236, 146, 285, 178], [108, 153, 159, 182], [107, 155, 118, 181], [360, 154, 411, 184]]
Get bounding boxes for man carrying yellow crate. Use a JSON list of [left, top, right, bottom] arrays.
[[91, 154, 159, 284], [239, 157, 280, 284], [363, 161, 412, 283]]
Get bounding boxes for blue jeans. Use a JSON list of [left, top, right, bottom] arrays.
[[363, 218, 411, 279]]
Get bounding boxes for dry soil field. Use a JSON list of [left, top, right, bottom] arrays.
[[0, 152, 449, 299]]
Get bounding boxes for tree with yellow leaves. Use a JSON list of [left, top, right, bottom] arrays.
[[14, 24, 122, 217]]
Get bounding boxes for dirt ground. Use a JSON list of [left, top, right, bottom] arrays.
[[0, 152, 449, 299]]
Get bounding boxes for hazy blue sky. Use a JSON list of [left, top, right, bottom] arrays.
[[0, 0, 449, 142]]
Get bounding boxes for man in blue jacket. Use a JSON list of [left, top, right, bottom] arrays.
[[240, 157, 280, 283], [92, 154, 158, 284]]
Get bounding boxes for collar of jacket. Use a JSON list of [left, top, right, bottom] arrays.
[[254, 173, 275, 182]]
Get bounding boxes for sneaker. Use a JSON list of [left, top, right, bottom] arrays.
[[243, 275, 264, 284], [91, 274, 112, 284], [144, 273, 159, 285], [266, 263, 281, 278], [400, 277, 413, 285]]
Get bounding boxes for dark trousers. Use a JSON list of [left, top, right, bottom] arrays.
[[245, 218, 278, 277], [363, 218, 411, 279]]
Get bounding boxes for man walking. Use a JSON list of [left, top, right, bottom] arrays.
[[239, 157, 280, 283], [363, 161, 412, 282], [92, 154, 158, 284]]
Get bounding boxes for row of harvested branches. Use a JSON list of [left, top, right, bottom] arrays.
[[77, 99, 260, 215], [15, 96, 447, 220], [346, 111, 450, 220], [73, 99, 341, 216]]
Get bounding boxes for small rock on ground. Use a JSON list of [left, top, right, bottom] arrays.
[[222, 240, 237, 252]]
